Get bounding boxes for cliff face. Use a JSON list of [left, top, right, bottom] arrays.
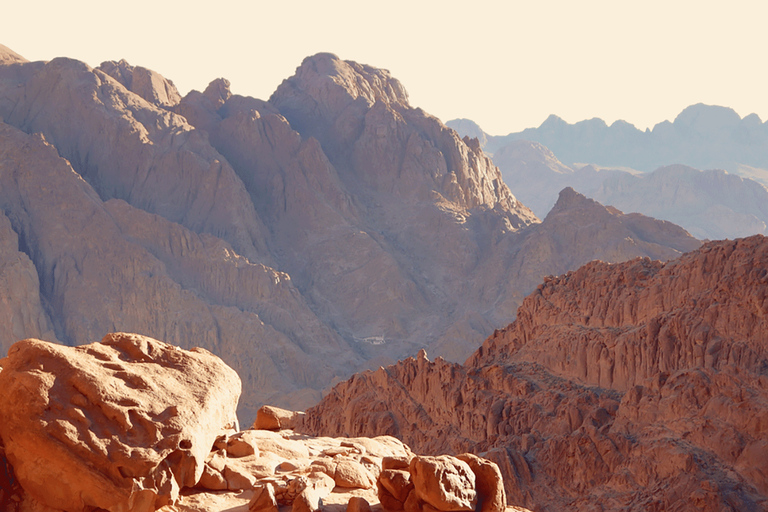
[[301, 237, 768, 511], [0, 46, 700, 420]]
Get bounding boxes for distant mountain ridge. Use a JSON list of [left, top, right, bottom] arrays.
[[448, 104, 768, 185], [490, 140, 768, 240]]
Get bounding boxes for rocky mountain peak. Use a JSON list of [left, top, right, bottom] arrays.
[[97, 59, 181, 107], [272, 52, 409, 114], [545, 187, 601, 216], [203, 77, 232, 108], [672, 103, 742, 135]]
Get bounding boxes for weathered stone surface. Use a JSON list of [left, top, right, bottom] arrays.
[[0, 333, 241, 512], [254, 405, 304, 431], [334, 460, 376, 489], [470, 235, 768, 388], [249, 483, 278, 512], [409, 456, 476, 512], [456, 454, 506, 512]]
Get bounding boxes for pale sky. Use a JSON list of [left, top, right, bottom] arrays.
[[4, 0, 767, 135]]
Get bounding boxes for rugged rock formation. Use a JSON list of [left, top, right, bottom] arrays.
[[485, 139, 768, 240], [0, 334, 241, 512], [301, 237, 768, 511], [471, 235, 768, 386]]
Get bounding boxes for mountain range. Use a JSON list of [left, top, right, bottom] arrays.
[[0, 44, 700, 421], [448, 104, 768, 185]]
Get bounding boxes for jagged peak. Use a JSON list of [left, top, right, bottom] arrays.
[[547, 187, 602, 214], [270, 52, 410, 116], [203, 78, 232, 108]]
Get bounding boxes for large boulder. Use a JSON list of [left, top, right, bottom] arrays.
[[408, 455, 477, 512], [0, 333, 241, 512]]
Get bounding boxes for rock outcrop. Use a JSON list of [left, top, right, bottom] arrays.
[[301, 237, 768, 511], [0, 334, 241, 512], [0, 337, 516, 512]]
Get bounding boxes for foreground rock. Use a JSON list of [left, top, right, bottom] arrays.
[[0, 334, 516, 512], [0, 333, 241, 512], [301, 237, 768, 511]]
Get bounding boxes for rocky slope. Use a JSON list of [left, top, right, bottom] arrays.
[[301, 236, 768, 511], [0, 44, 699, 420], [486, 140, 768, 240], [448, 104, 768, 184], [0, 334, 521, 512]]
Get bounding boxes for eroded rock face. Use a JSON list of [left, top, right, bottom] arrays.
[[0, 333, 241, 512], [470, 235, 768, 388], [301, 237, 768, 511]]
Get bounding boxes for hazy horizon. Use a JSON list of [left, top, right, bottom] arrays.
[[5, 0, 767, 135]]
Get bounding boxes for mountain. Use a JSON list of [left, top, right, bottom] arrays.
[[448, 104, 768, 186], [300, 236, 768, 511], [488, 140, 768, 240], [0, 45, 699, 421]]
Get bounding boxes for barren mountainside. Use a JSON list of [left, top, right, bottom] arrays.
[[0, 44, 699, 421], [301, 236, 768, 511]]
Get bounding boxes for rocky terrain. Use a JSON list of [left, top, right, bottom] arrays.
[[448, 104, 768, 185], [486, 140, 768, 240], [300, 236, 768, 511], [0, 333, 521, 512], [0, 45, 701, 420]]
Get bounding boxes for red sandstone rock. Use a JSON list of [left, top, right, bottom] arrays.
[[0, 333, 241, 512], [301, 236, 768, 511]]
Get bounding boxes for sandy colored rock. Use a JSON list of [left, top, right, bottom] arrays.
[[249, 483, 279, 512], [346, 496, 372, 512], [255, 405, 304, 431], [456, 454, 506, 512], [0, 333, 241, 512], [409, 456, 476, 512], [334, 460, 376, 488]]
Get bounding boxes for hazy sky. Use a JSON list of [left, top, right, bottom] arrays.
[[4, 0, 767, 135]]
